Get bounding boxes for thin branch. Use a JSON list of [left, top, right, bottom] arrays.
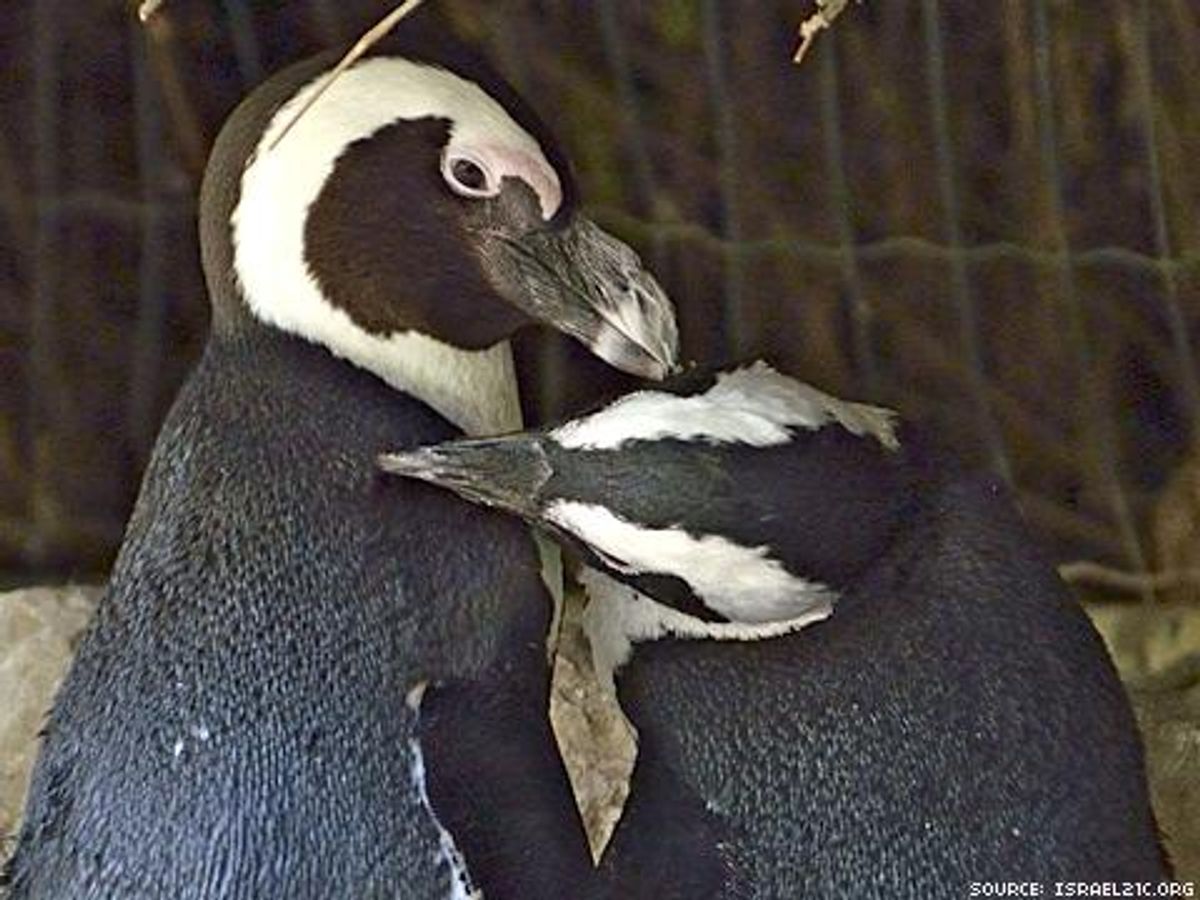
[[795, 0, 855, 65], [138, 0, 165, 23], [268, 0, 428, 152]]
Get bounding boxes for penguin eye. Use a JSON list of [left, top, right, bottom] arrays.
[[442, 152, 498, 199]]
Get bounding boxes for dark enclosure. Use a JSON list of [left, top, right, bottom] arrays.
[[2, 0, 1199, 606]]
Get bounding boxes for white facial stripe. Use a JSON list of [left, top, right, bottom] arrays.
[[552, 361, 899, 451], [579, 567, 832, 693], [256, 57, 559, 216], [233, 58, 543, 434], [546, 500, 835, 624]]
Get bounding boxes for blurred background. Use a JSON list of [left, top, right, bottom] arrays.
[[2, 0, 1199, 611], [1, 0, 1199, 873]]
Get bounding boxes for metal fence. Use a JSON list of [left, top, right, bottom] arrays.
[[1, 0, 1197, 596]]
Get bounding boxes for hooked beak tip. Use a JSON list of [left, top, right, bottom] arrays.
[[496, 215, 681, 381], [591, 320, 680, 382]]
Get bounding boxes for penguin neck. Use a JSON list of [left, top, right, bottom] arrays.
[[213, 285, 523, 436], [365, 330, 523, 437]]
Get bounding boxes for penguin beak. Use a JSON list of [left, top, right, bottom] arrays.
[[378, 436, 552, 519], [482, 216, 680, 381]]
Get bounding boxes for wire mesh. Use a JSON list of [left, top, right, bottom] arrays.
[[0, 1, 1196, 593]]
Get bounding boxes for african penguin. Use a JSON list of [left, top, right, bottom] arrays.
[[2, 28, 677, 900], [381, 361, 1170, 897]]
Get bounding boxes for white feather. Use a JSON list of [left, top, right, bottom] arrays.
[[580, 568, 832, 694], [408, 693, 483, 900], [552, 361, 899, 451], [545, 500, 835, 624]]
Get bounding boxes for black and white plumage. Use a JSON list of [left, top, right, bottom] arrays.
[[2, 26, 676, 900], [382, 363, 912, 661], [381, 361, 1170, 897]]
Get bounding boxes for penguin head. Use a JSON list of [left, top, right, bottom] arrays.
[[199, 33, 679, 403], [380, 361, 910, 625]]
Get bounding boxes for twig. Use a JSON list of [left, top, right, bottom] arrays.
[[794, 0, 855, 65], [268, 0, 428, 151], [138, 0, 165, 23], [1059, 560, 1200, 597]]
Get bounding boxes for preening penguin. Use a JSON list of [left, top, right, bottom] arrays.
[[383, 362, 911, 637], [3, 27, 676, 900], [382, 361, 1170, 896]]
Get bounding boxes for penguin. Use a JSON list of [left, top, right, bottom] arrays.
[[2, 26, 677, 900], [380, 361, 1171, 897]]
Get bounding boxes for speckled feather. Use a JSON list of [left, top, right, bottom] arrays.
[[3, 16, 601, 895], [600, 474, 1169, 896], [377, 368, 1171, 895], [2, 330, 592, 898]]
